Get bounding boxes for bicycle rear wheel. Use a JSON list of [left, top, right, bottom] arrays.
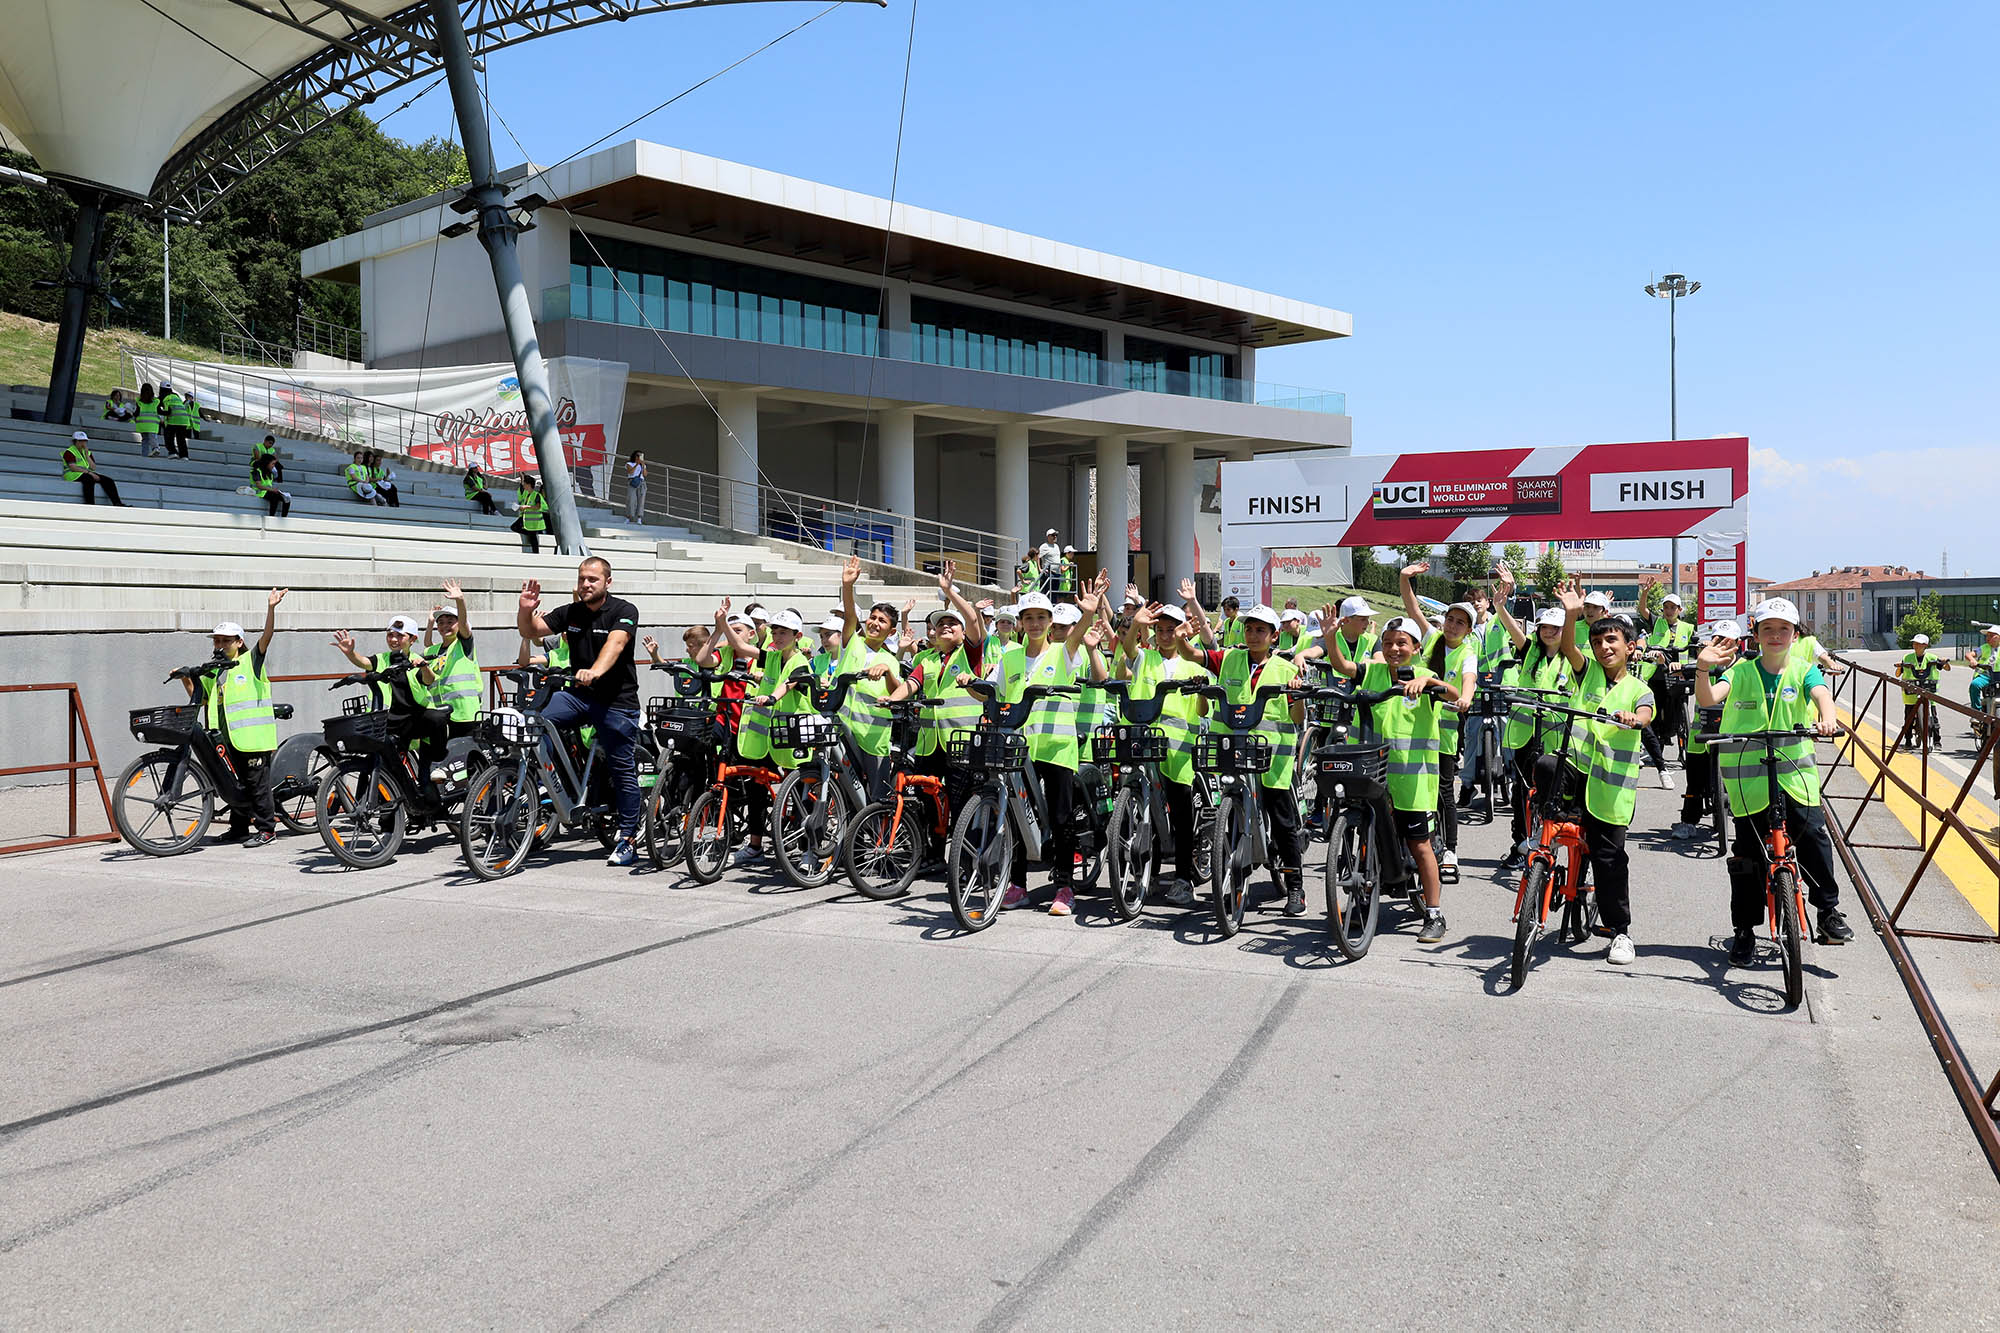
[[113, 749, 214, 855], [772, 768, 845, 889], [1105, 785, 1151, 921], [1511, 861, 1550, 991], [946, 787, 1011, 931], [274, 748, 332, 835], [458, 760, 536, 881], [1775, 868, 1805, 1009], [842, 798, 923, 900], [1210, 789, 1250, 938], [684, 788, 736, 885], [1323, 810, 1381, 960], [316, 762, 406, 869]]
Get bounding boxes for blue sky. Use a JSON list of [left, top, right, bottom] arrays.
[[389, 0, 1998, 581]]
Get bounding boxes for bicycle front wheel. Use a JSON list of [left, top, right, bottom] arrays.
[[1775, 868, 1805, 1009], [1511, 860, 1550, 991], [1323, 810, 1381, 960], [684, 787, 735, 885], [946, 787, 1012, 931], [1209, 789, 1250, 938], [458, 759, 536, 880], [316, 762, 406, 869], [274, 748, 333, 835], [113, 749, 215, 855], [842, 798, 923, 900], [1476, 728, 1503, 822], [1105, 785, 1151, 921], [772, 768, 845, 889]]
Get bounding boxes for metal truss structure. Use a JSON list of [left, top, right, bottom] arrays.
[[156, 0, 876, 219]]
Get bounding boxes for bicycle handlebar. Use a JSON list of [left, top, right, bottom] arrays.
[[1694, 724, 1826, 746], [164, 659, 227, 685], [331, 658, 424, 690]]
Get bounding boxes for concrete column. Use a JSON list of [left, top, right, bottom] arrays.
[[995, 422, 1030, 575], [1139, 446, 1167, 599], [878, 407, 916, 567], [716, 389, 760, 535], [1163, 440, 1196, 593], [1225, 443, 1257, 463], [1095, 434, 1129, 589]]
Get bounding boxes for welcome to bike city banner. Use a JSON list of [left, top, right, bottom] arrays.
[[1217, 437, 1751, 621]]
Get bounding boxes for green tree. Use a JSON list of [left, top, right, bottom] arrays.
[[1898, 592, 1945, 648], [1500, 542, 1531, 582], [1445, 541, 1492, 591], [1533, 547, 1567, 597], [1393, 543, 1435, 569], [1637, 579, 1665, 620]]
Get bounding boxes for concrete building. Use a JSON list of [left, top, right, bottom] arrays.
[[301, 140, 1353, 593], [1861, 573, 2000, 649], [1762, 565, 1922, 646]]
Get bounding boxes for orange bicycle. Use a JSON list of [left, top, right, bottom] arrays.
[[1696, 724, 1818, 1008], [841, 697, 952, 899]]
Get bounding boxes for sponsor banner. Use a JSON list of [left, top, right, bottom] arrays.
[[1222, 547, 1269, 607], [1696, 534, 1748, 622], [128, 353, 629, 491], [1267, 546, 1355, 586], [1219, 437, 1749, 547]]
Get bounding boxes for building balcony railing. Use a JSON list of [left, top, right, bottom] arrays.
[[541, 286, 1346, 416]]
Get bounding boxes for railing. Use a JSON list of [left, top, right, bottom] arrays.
[[0, 683, 119, 857], [637, 460, 1021, 584], [1820, 657, 2000, 1178], [123, 347, 436, 456], [542, 286, 1347, 417], [296, 314, 367, 365], [219, 330, 292, 369]]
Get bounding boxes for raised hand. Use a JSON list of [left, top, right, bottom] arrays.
[[1402, 560, 1430, 578], [332, 629, 354, 652], [1494, 564, 1515, 591], [267, 587, 288, 609], [1556, 581, 1585, 615], [1178, 576, 1198, 603], [442, 578, 463, 600], [901, 597, 916, 617], [1695, 639, 1734, 670], [841, 554, 861, 587], [1132, 601, 1159, 629], [937, 559, 956, 593], [519, 579, 542, 613], [1317, 603, 1336, 627], [1083, 626, 1103, 651], [642, 634, 659, 655]]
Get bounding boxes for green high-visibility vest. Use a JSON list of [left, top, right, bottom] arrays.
[[371, 651, 434, 712], [1502, 646, 1571, 751], [464, 472, 487, 500], [739, 646, 810, 767], [993, 642, 1026, 704], [249, 464, 274, 498], [518, 487, 548, 532], [427, 636, 482, 722], [1791, 634, 1823, 669], [203, 651, 277, 753], [1218, 648, 1299, 791], [546, 637, 570, 670], [1475, 617, 1510, 675], [1127, 648, 1209, 787], [837, 635, 897, 758], [343, 463, 371, 494], [184, 395, 202, 430], [133, 398, 160, 433], [1564, 661, 1650, 826], [62, 442, 93, 482], [1359, 660, 1439, 813], [1423, 631, 1477, 758], [914, 646, 982, 757], [1219, 617, 1246, 648], [1641, 618, 1694, 683], [252, 439, 278, 466], [160, 392, 191, 429], [769, 647, 813, 770], [1332, 628, 1377, 663], [1277, 629, 1300, 655], [1057, 562, 1078, 593], [1977, 643, 2000, 671], [1897, 650, 1940, 705], [1014, 641, 1080, 771], [1718, 655, 1822, 816]]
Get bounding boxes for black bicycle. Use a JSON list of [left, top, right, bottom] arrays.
[[313, 661, 488, 870]]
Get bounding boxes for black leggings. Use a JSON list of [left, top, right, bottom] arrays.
[[226, 748, 275, 832], [471, 490, 498, 515], [1508, 739, 1542, 844], [1165, 778, 1198, 883], [1438, 752, 1461, 851], [1013, 760, 1074, 888], [80, 474, 124, 505], [1258, 784, 1304, 887], [1680, 749, 1718, 825]]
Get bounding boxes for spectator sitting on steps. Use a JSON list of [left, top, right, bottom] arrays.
[[365, 450, 401, 508], [464, 462, 497, 515], [251, 433, 284, 484], [101, 389, 136, 424], [62, 430, 126, 506], [250, 454, 291, 518], [343, 451, 385, 505]]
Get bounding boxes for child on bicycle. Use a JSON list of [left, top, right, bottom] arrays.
[[1547, 581, 1653, 966], [1968, 625, 2000, 717], [1696, 597, 1852, 964], [1322, 614, 1460, 939], [184, 588, 288, 845], [838, 556, 906, 802], [1116, 584, 1213, 907], [1894, 633, 1949, 749], [891, 561, 989, 819], [1491, 567, 1573, 872], [1397, 561, 1481, 883], [1001, 574, 1106, 916], [1673, 619, 1745, 841]]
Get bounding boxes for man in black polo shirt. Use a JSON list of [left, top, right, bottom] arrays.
[[517, 557, 645, 865]]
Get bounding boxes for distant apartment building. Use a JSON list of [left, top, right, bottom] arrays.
[[1761, 565, 1923, 643]]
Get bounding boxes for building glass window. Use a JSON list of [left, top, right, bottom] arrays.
[[910, 296, 1103, 384], [1125, 335, 1238, 400], [568, 232, 881, 354]]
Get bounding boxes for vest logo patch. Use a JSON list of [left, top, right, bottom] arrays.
[[1401, 693, 1420, 709], [1780, 686, 1798, 701]]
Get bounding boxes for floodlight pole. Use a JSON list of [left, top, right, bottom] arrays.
[[40, 187, 110, 427], [1644, 272, 1699, 599], [430, 0, 587, 555]]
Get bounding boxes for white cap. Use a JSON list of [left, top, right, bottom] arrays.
[[1380, 615, 1426, 641], [1446, 601, 1477, 623], [1243, 604, 1282, 629], [211, 621, 245, 639], [1016, 592, 1054, 614], [1583, 591, 1612, 609], [1708, 620, 1743, 640], [1751, 596, 1801, 627], [1045, 528, 1058, 537], [995, 605, 1018, 621], [1062, 545, 1076, 555], [388, 615, 422, 634], [768, 609, 805, 633], [1279, 607, 1305, 624], [71, 429, 88, 441], [929, 607, 965, 627], [1662, 593, 1684, 607], [727, 614, 756, 629], [1984, 624, 2000, 637], [1052, 603, 1082, 626], [818, 614, 844, 632], [1911, 633, 1930, 646], [160, 380, 172, 389], [1534, 608, 1566, 629], [1338, 595, 1372, 619], [1156, 604, 1188, 624]]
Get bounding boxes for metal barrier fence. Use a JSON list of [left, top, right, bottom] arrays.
[[0, 683, 119, 857], [1820, 657, 2000, 1178]]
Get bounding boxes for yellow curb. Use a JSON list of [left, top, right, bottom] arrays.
[[1835, 704, 1998, 930]]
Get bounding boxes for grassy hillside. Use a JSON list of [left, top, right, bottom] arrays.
[[1272, 583, 1398, 618], [0, 311, 229, 398]]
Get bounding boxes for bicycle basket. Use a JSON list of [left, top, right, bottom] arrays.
[[1315, 742, 1388, 798], [647, 697, 715, 746], [130, 704, 201, 744], [947, 728, 1027, 772], [773, 712, 843, 750], [1196, 732, 1273, 775], [324, 708, 402, 756], [477, 706, 537, 749], [1091, 723, 1166, 766]]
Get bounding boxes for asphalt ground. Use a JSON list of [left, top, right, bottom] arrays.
[[3, 741, 1999, 1328]]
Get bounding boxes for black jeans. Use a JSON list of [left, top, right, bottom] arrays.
[[1508, 739, 1543, 844], [471, 490, 497, 515], [226, 748, 275, 833], [1013, 760, 1075, 888], [1729, 803, 1842, 929], [1164, 777, 1198, 883], [263, 489, 291, 517], [1531, 755, 1610, 904], [163, 424, 189, 458], [1680, 749, 1719, 825], [511, 519, 541, 553], [379, 483, 400, 508], [1438, 752, 1461, 852], [1257, 784, 1304, 888], [80, 474, 124, 505]]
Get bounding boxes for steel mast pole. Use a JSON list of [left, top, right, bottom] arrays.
[[429, 0, 587, 554], [1668, 287, 1677, 597]]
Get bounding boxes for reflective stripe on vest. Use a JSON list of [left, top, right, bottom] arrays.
[[1359, 661, 1439, 812], [837, 638, 897, 757], [1220, 648, 1299, 790], [1718, 656, 1822, 815], [1566, 662, 1649, 826], [914, 647, 981, 756], [429, 638, 482, 722], [205, 655, 277, 753], [1015, 643, 1079, 770]]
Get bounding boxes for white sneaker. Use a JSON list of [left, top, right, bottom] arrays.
[[1655, 767, 1676, 791], [1607, 933, 1636, 965], [1671, 822, 1695, 840]]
